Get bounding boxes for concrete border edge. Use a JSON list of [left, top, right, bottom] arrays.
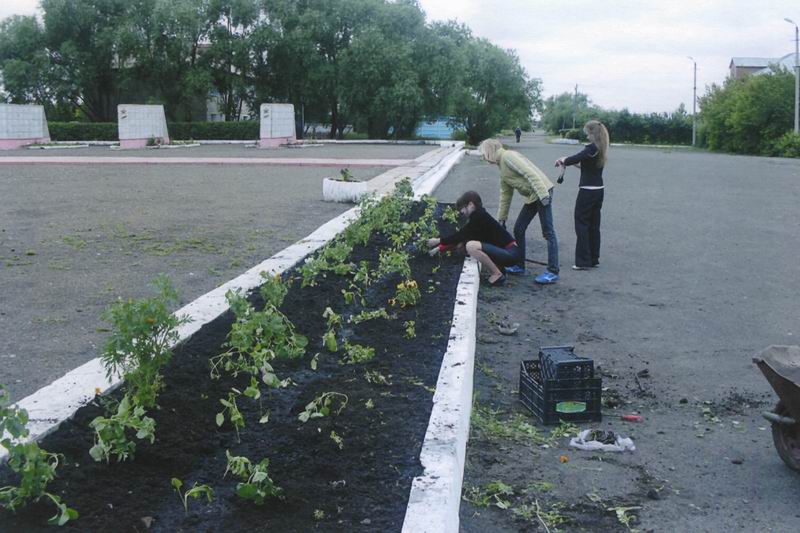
[[402, 258, 479, 533]]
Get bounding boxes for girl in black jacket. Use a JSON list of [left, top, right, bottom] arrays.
[[427, 191, 522, 287], [555, 120, 610, 270]]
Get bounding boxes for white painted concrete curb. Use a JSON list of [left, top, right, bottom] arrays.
[[402, 258, 479, 533]]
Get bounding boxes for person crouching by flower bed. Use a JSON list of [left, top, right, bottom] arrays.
[[426, 191, 521, 287]]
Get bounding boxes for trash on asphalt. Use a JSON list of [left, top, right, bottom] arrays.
[[497, 321, 519, 335], [569, 429, 636, 452]]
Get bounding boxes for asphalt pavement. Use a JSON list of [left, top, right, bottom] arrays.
[[433, 133, 800, 531]]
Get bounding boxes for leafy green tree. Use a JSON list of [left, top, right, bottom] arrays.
[[540, 91, 593, 133], [699, 67, 794, 154], [450, 38, 539, 145]]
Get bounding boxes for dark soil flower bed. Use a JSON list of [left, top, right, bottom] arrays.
[[0, 202, 464, 532]]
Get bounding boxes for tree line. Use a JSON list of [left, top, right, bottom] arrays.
[[541, 69, 800, 158], [0, 0, 540, 143]]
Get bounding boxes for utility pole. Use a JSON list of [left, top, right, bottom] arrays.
[[688, 56, 697, 146], [786, 18, 799, 134]]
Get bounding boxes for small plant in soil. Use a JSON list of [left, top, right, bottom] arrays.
[[404, 320, 416, 339], [313, 509, 326, 520], [390, 279, 421, 308], [350, 308, 391, 324], [217, 390, 246, 442], [329, 431, 344, 450], [211, 288, 307, 382], [224, 451, 282, 504], [298, 392, 348, 422], [340, 342, 375, 365], [99, 275, 190, 409], [337, 168, 356, 182], [322, 307, 342, 352], [364, 370, 392, 386], [377, 250, 411, 279], [89, 393, 155, 463], [462, 480, 514, 509], [442, 205, 461, 226], [0, 387, 78, 526], [170, 478, 214, 514]]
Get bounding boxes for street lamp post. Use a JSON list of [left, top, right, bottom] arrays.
[[786, 18, 799, 134], [687, 56, 697, 146]]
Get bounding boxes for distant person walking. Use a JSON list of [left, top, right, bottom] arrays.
[[514, 127, 522, 143], [478, 139, 560, 284], [555, 120, 610, 270]]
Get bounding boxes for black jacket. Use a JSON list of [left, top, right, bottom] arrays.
[[564, 142, 604, 187], [440, 207, 515, 248]]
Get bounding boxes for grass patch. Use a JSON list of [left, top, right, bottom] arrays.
[[471, 401, 578, 445]]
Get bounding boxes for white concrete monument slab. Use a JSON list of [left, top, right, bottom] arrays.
[[117, 104, 170, 149], [0, 104, 50, 149], [259, 103, 296, 148]]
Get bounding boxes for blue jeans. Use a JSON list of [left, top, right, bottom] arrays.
[[481, 242, 524, 268], [513, 191, 559, 274]]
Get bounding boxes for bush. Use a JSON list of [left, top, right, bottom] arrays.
[[49, 122, 118, 141], [168, 121, 259, 140], [47, 121, 261, 142], [768, 132, 800, 158], [560, 128, 586, 141]]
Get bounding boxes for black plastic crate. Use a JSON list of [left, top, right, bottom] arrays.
[[539, 345, 594, 381], [519, 360, 602, 425]]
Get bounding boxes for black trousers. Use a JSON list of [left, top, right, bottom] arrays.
[[574, 188, 604, 267]]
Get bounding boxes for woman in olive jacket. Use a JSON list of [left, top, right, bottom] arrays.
[[478, 139, 560, 284]]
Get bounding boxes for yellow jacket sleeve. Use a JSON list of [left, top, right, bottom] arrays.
[[497, 179, 514, 221]]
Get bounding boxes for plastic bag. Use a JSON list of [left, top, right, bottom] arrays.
[[569, 429, 635, 452]]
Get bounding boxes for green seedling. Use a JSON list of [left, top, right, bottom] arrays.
[[350, 308, 391, 324], [608, 506, 641, 532], [224, 451, 282, 504], [217, 390, 245, 442], [313, 509, 326, 520], [365, 399, 375, 409], [404, 320, 416, 339], [322, 307, 342, 352], [100, 275, 190, 409], [298, 392, 348, 423], [364, 370, 392, 386], [377, 249, 412, 279], [89, 393, 155, 463], [340, 342, 375, 365], [171, 478, 214, 514], [258, 272, 289, 307], [462, 481, 514, 509], [442, 205, 460, 225], [0, 386, 78, 525], [390, 279, 421, 308], [330, 431, 344, 450]]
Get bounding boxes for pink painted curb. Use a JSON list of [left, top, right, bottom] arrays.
[[0, 156, 412, 167]]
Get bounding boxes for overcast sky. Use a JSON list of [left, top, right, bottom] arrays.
[[2, 0, 799, 113]]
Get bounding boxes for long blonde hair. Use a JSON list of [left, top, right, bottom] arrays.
[[584, 120, 609, 168], [478, 138, 503, 164]]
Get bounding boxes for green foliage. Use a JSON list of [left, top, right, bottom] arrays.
[[259, 272, 289, 308], [171, 478, 214, 514], [211, 288, 307, 382], [48, 122, 118, 141], [224, 451, 282, 504], [322, 307, 342, 352], [340, 342, 375, 365], [168, 121, 259, 140], [390, 279, 421, 308], [0, 386, 78, 525], [216, 389, 245, 442], [462, 481, 514, 509], [767, 131, 800, 158], [100, 275, 190, 409], [700, 68, 795, 154], [350, 308, 391, 324], [403, 320, 416, 339], [377, 249, 412, 279], [89, 393, 155, 463], [297, 392, 348, 423]]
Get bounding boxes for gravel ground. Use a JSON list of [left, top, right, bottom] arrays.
[[0, 143, 435, 160], [432, 133, 800, 532], [0, 155, 406, 402]]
